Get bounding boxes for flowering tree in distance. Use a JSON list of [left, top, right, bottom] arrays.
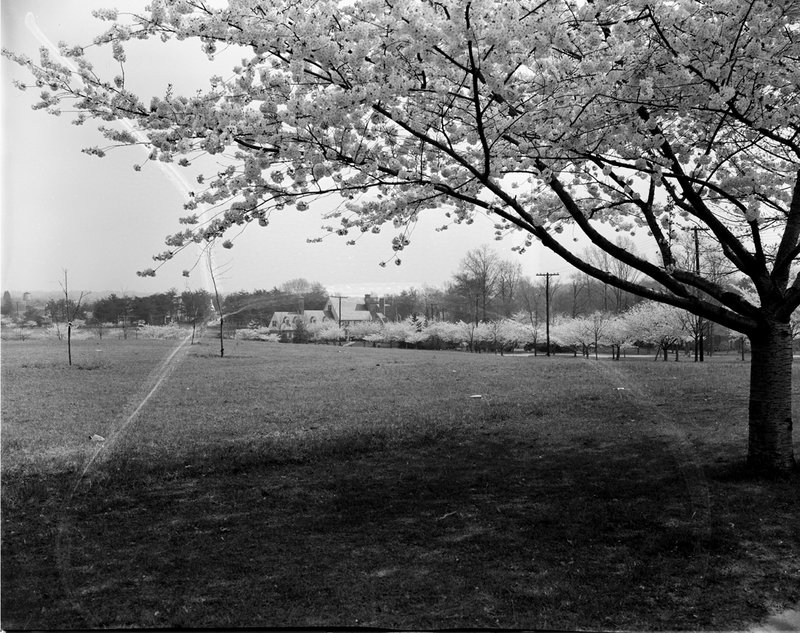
[[624, 300, 692, 361], [5, 0, 800, 470]]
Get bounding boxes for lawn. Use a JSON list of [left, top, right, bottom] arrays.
[[2, 336, 799, 630]]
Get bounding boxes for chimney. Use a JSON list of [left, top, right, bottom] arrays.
[[297, 296, 304, 315], [379, 297, 385, 314]]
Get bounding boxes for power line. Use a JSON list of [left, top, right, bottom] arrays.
[[536, 272, 559, 356]]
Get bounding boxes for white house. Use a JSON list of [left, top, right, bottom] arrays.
[[267, 309, 328, 339]]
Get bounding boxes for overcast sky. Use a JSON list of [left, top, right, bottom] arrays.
[[1, 0, 592, 299]]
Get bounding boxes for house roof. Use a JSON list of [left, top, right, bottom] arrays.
[[339, 301, 373, 321], [269, 310, 328, 330], [326, 298, 387, 323]]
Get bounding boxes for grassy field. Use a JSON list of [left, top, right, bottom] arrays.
[[2, 336, 799, 630]]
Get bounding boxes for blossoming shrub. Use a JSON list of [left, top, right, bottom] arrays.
[[40, 325, 69, 340], [0, 324, 29, 340], [309, 322, 345, 343], [234, 327, 280, 343], [424, 321, 463, 349], [136, 324, 189, 340], [68, 326, 98, 341], [346, 321, 382, 341], [1, 323, 99, 341], [405, 329, 430, 347]]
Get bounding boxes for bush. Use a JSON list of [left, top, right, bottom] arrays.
[[0, 322, 101, 341], [308, 322, 346, 343], [234, 327, 280, 342], [136, 324, 190, 340]]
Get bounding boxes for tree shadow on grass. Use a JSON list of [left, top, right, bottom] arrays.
[[2, 427, 798, 630]]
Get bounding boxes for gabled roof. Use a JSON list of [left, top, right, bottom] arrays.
[[326, 298, 386, 322], [268, 310, 328, 330], [339, 300, 374, 321]]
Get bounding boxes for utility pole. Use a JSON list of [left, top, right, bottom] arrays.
[[689, 227, 709, 362], [329, 294, 347, 345], [329, 295, 346, 329], [536, 272, 559, 356]]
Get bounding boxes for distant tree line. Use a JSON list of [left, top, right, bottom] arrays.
[[379, 241, 648, 327], [87, 290, 212, 326], [0, 238, 757, 338], [221, 279, 328, 328]]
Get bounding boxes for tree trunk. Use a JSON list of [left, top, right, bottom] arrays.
[[748, 321, 795, 472]]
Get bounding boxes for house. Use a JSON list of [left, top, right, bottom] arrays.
[[267, 309, 328, 340], [266, 294, 388, 340], [324, 294, 388, 327]]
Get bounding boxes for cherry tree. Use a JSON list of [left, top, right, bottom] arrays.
[[481, 318, 520, 354], [604, 314, 634, 361], [552, 315, 597, 358], [425, 319, 462, 350], [513, 309, 543, 354], [588, 311, 613, 359], [455, 320, 483, 352], [624, 301, 691, 361], [405, 327, 431, 348], [58, 270, 89, 366], [383, 320, 417, 347], [308, 321, 345, 344], [6, 0, 800, 470], [497, 318, 532, 353], [551, 317, 585, 357], [347, 320, 382, 344]]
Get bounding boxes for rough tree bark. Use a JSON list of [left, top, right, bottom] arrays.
[[748, 321, 795, 471]]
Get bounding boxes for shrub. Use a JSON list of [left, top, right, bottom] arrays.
[[234, 327, 280, 342], [136, 324, 189, 340]]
